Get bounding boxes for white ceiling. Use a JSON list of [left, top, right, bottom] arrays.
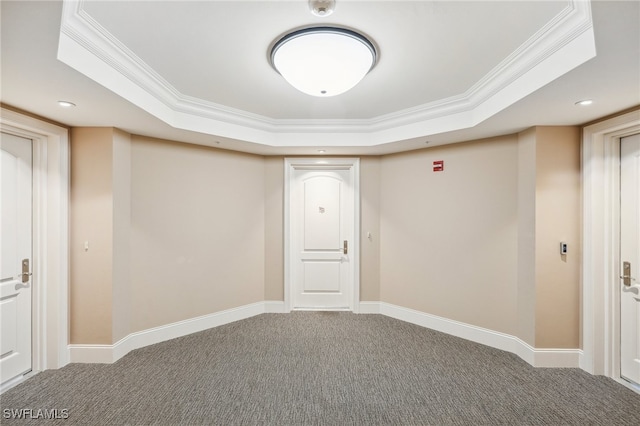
[[1, 0, 639, 155]]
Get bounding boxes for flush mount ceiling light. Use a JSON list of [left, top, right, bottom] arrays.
[[57, 100, 76, 107], [270, 27, 377, 97], [575, 99, 593, 106]]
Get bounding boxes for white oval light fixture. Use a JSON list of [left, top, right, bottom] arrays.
[[575, 99, 593, 106], [57, 100, 76, 107], [270, 27, 377, 97]]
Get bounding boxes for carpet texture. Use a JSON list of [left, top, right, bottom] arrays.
[[1, 312, 639, 425]]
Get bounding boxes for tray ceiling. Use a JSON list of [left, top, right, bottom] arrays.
[[2, 1, 638, 154]]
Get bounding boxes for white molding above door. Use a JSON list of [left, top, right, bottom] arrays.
[[284, 158, 360, 313]]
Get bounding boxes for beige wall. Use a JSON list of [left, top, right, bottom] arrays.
[[377, 129, 580, 346], [360, 157, 381, 301], [517, 128, 537, 346], [517, 126, 581, 348], [71, 131, 266, 342], [129, 137, 265, 332], [264, 156, 284, 301], [534, 126, 581, 348], [379, 136, 520, 335], [69, 126, 580, 349], [70, 128, 133, 344], [70, 128, 115, 344], [111, 129, 132, 343]]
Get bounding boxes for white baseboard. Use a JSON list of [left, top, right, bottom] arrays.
[[522, 346, 583, 368], [371, 302, 581, 368], [264, 300, 286, 313], [358, 301, 381, 314], [69, 344, 118, 364], [68, 300, 581, 369], [69, 302, 273, 364]]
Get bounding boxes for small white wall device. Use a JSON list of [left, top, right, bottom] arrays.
[[560, 242, 568, 255]]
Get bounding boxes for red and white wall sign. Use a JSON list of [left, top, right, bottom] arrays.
[[433, 160, 444, 172]]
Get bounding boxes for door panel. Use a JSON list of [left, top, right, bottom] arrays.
[[1, 132, 32, 384], [304, 261, 341, 292], [304, 177, 341, 250], [293, 168, 353, 309], [620, 133, 640, 385]]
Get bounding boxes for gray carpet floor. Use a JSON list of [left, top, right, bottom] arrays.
[[1, 312, 639, 425]]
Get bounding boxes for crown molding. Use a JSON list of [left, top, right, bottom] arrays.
[[58, 0, 594, 148]]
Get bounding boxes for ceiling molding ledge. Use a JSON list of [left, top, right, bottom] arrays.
[[57, 0, 595, 149]]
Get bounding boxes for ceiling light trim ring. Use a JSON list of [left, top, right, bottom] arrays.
[[270, 26, 378, 70]]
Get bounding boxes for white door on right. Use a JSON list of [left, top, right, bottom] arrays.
[[620, 133, 640, 386]]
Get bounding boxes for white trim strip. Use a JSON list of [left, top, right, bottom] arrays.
[[370, 302, 581, 368], [358, 301, 381, 314], [69, 300, 581, 368], [69, 302, 273, 364], [264, 301, 286, 313]]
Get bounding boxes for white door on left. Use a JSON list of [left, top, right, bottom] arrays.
[[1, 132, 32, 385]]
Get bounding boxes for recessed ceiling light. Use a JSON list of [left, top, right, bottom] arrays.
[[575, 99, 593, 106], [317, 149, 326, 153], [57, 101, 76, 108], [270, 27, 377, 97]]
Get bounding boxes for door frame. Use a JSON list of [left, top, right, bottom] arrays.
[[284, 158, 360, 313], [1, 107, 69, 391], [582, 109, 640, 390]]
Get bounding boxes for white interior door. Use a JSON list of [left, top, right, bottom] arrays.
[[1, 132, 33, 384], [290, 163, 356, 310], [620, 133, 640, 386]]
